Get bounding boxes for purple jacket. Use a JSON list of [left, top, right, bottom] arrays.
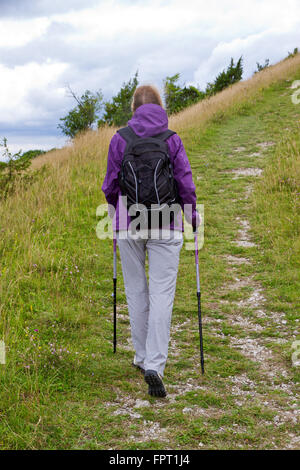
[[102, 103, 198, 231]]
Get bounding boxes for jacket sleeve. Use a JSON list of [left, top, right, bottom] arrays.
[[171, 135, 200, 228], [101, 133, 125, 208]]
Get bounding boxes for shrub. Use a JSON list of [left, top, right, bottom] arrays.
[[21, 149, 46, 160], [255, 59, 270, 73], [98, 71, 138, 127], [0, 138, 33, 199], [164, 73, 205, 115], [287, 47, 299, 59], [58, 89, 103, 138], [206, 57, 243, 96]]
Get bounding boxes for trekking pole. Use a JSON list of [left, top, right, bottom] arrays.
[[113, 237, 117, 353], [194, 230, 205, 374]]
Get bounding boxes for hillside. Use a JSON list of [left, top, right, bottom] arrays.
[[0, 55, 299, 450]]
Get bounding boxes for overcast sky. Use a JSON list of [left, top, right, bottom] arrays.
[[0, 0, 299, 158]]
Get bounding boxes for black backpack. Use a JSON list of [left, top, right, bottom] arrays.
[[117, 126, 179, 226]]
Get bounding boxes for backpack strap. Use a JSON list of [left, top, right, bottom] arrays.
[[117, 126, 139, 144], [153, 129, 176, 141]]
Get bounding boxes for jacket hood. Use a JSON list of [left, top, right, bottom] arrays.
[[127, 103, 168, 137]]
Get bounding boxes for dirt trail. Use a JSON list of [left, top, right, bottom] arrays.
[[104, 141, 299, 450], [218, 145, 299, 448], [167, 142, 299, 448]]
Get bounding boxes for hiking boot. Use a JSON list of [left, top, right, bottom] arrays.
[[132, 356, 145, 375], [144, 370, 167, 398]]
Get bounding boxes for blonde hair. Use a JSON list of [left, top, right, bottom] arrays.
[[131, 85, 163, 112]]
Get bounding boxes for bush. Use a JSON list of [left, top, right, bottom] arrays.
[[206, 57, 243, 96], [0, 138, 33, 199], [255, 59, 270, 73], [21, 149, 46, 160], [287, 47, 299, 59], [58, 89, 103, 138], [98, 72, 138, 127], [164, 73, 205, 115]]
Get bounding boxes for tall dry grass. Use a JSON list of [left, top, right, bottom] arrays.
[[170, 53, 300, 134], [1, 53, 300, 249], [31, 53, 300, 172]]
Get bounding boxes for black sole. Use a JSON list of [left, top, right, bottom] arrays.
[[144, 370, 167, 398]]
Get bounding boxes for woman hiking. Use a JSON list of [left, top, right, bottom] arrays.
[[102, 85, 199, 397]]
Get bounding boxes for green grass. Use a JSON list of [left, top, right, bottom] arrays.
[[0, 72, 299, 449]]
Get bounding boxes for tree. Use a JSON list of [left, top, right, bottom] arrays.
[[21, 149, 46, 160], [206, 57, 243, 96], [287, 47, 299, 59], [180, 86, 205, 107], [98, 71, 139, 127], [164, 73, 182, 114], [255, 59, 270, 73], [58, 87, 103, 138], [164, 73, 204, 115]]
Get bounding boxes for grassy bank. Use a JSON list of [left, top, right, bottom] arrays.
[[0, 55, 299, 449]]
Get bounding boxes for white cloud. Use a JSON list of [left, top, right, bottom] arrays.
[[52, 0, 199, 41], [0, 17, 50, 48], [192, 28, 300, 89], [0, 0, 299, 153], [0, 61, 68, 125], [49, 0, 300, 44]]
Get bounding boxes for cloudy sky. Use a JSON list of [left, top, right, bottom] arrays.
[[0, 0, 299, 158]]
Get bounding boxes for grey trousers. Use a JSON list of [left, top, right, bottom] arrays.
[[117, 231, 183, 376]]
